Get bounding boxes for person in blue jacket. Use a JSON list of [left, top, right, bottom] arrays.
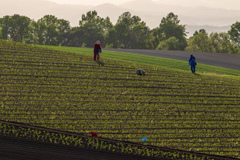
[[189, 55, 193, 71], [189, 55, 196, 73]]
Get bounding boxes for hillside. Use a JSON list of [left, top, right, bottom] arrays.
[[0, 40, 240, 159]]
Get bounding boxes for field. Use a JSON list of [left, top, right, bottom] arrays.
[[41, 45, 240, 77], [1, 40, 240, 159]]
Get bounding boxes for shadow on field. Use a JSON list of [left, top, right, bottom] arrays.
[[96, 61, 104, 67], [192, 73, 201, 76]]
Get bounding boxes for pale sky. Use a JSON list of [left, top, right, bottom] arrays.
[[48, 0, 240, 10], [48, 0, 131, 5]]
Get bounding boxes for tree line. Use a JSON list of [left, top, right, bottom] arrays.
[[1, 11, 240, 54]]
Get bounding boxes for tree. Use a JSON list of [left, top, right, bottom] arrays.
[[130, 22, 151, 49], [159, 12, 187, 50], [157, 37, 180, 50], [209, 32, 237, 54], [57, 19, 71, 46], [0, 27, 2, 39], [0, 16, 9, 40], [149, 27, 162, 49], [66, 27, 81, 47], [186, 29, 210, 52], [0, 14, 32, 42], [114, 12, 135, 48], [26, 21, 39, 44], [101, 17, 113, 37], [114, 22, 130, 48], [228, 22, 240, 46], [37, 15, 58, 45], [105, 28, 118, 48], [35, 15, 71, 45], [76, 10, 112, 47], [113, 12, 151, 49]]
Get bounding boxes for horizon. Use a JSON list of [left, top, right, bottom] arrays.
[[48, 0, 240, 10], [1, 0, 239, 36]]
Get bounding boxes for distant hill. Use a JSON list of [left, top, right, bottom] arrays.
[[0, 0, 91, 26], [186, 25, 231, 37], [0, 0, 237, 36]]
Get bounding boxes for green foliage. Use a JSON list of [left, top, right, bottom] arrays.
[[149, 27, 162, 49], [110, 12, 151, 49], [0, 14, 32, 42], [187, 29, 240, 54], [105, 28, 118, 48], [104, 43, 113, 48], [74, 10, 113, 47], [81, 43, 87, 48], [186, 29, 210, 52], [156, 37, 180, 50], [228, 21, 240, 45], [1, 12, 240, 54], [158, 12, 187, 50], [130, 22, 151, 49], [36, 15, 71, 46], [209, 32, 237, 54]]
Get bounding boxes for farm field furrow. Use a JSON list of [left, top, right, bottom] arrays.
[[1, 60, 239, 84], [1, 40, 240, 158], [1, 93, 240, 104]]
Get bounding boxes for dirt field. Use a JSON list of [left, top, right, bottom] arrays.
[[0, 136, 158, 160]]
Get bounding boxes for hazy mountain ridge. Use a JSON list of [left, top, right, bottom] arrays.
[[0, 0, 237, 36], [0, 0, 91, 24], [121, 0, 240, 17]]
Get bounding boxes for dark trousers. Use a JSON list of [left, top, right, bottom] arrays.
[[191, 62, 196, 73], [94, 52, 100, 61]]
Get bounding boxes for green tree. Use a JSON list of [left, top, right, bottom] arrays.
[[77, 10, 112, 47], [114, 21, 130, 48], [0, 18, 3, 39], [66, 27, 81, 47], [101, 17, 113, 37], [159, 12, 187, 50], [112, 12, 134, 48], [105, 28, 118, 48], [36, 15, 70, 45], [186, 29, 210, 52], [0, 14, 32, 42], [228, 22, 240, 46], [37, 15, 55, 45], [27, 21, 41, 44], [130, 22, 151, 49], [149, 27, 162, 49], [113, 12, 151, 49], [37, 15, 58, 45], [157, 37, 180, 50], [57, 19, 71, 46], [209, 32, 237, 54]]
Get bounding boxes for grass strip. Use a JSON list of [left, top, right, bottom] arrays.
[[39, 45, 240, 78]]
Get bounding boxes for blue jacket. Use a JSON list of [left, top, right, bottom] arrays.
[[189, 56, 194, 62], [189, 56, 196, 65]]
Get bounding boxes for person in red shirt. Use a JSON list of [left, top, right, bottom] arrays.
[[93, 40, 102, 61]]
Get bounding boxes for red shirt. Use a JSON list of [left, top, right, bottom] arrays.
[[94, 44, 102, 53]]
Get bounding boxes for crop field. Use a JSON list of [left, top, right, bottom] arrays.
[[41, 45, 240, 77], [1, 40, 240, 158]]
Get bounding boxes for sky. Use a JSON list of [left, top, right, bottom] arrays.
[[48, 0, 240, 10], [48, 0, 131, 5]]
